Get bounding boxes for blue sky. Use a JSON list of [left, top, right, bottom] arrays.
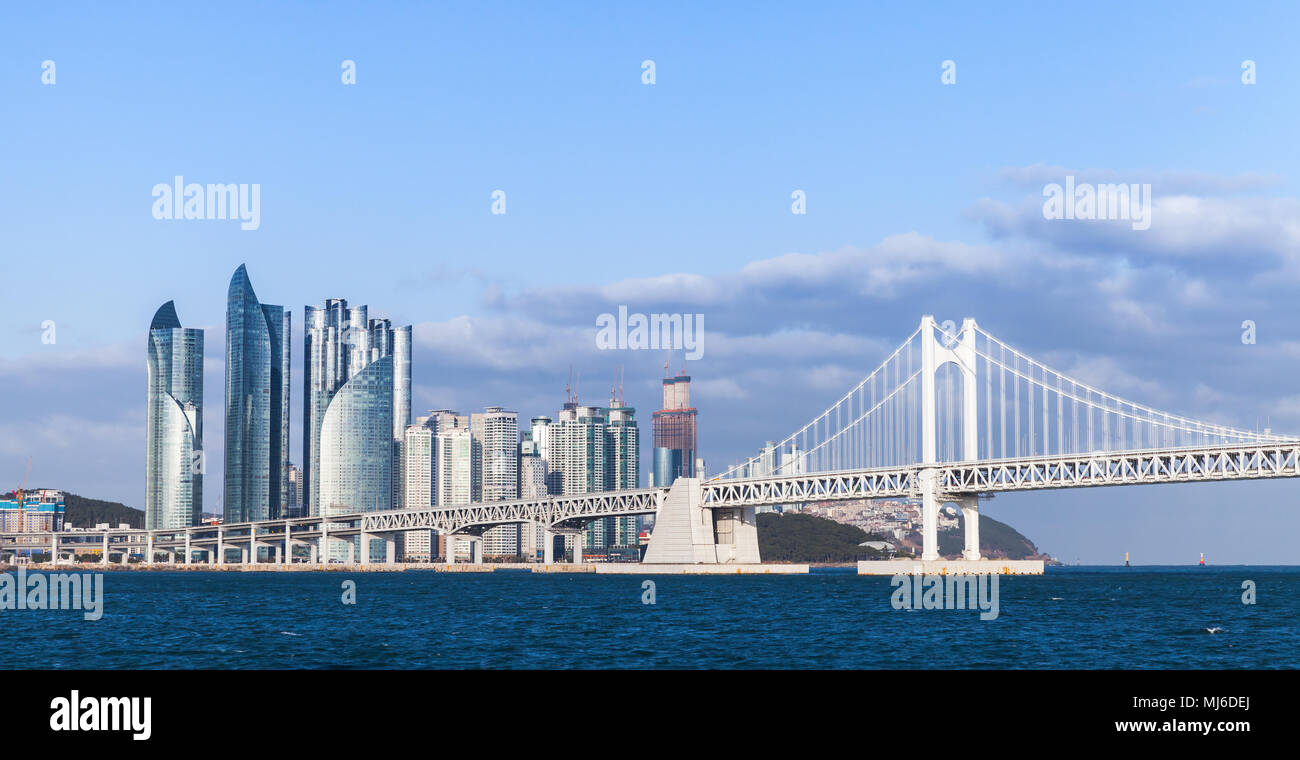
[[3, 1, 1300, 563]]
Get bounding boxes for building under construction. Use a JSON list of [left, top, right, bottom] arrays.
[[0, 489, 65, 532], [652, 370, 698, 487]]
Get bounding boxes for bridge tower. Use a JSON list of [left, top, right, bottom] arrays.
[[919, 315, 980, 561]]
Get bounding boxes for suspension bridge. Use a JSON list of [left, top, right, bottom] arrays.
[[3, 315, 1296, 573]]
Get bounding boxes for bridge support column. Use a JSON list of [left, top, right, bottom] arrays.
[[920, 470, 939, 562], [961, 496, 981, 561], [543, 528, 554, 564], [284, 520, 291, 565], [50, 533, 58, 566], [310, 543, 318, 564], [101, 533, 109, 566], [572, 539, 582, 565], [471, 537, 482, 565], [146, 534, 154, 566], [360, 533, 371, 565], [643, 478, 759, 564], [184, 533, 191, 565], [348, 540, 356, 565], [385, 536, 396, 564], [216, 528, 224, 566]]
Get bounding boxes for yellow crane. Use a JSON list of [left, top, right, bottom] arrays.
[[15, 456, 32, 533]]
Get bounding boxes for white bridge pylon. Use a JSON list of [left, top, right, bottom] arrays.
[[921, 316, 977, 560], [719, 315, 1299, 563]]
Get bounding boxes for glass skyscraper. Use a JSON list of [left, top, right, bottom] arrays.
[[320, 355, 394, 561], [146, 301, 204, 530], [319, 355, 394, 515], [303, 299, 410, 517], [224, 264, 290, 524]]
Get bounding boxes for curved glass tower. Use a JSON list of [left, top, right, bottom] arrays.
[[320, 355, 394, 515], [303, 301, 410, 517], [224, 264, 290, 524], [320, 355, 394, 560], [146, 301, 204, 530]]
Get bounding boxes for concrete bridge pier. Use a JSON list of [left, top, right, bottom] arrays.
[[360, 532, 372, 565], [572, 540, 583, 565], [642, 478, 761, 564], [470, 537, 482, 564], [543, 528, 555, 564], [385, 536, 396, 564], [184, 533, 191, 565], [960, 495, 981, 561], [101, 534, 109, 566]]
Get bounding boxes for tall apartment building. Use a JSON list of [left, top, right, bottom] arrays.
[[437, 422, 475, 561], [224, 264, 290, 526], [604, 397, 640, 552], [436, 425, 475, 507], [401, 416, 437, 561], [543, 393, 640, 560], [146, 301, 203, 530], [518, 439, 548, 559], [472, 407, 519, 557]]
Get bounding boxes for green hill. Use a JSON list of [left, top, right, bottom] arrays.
[[757, 512, 896, 562], [937, 511, 1042, 560], [60, 492, 145, 529]]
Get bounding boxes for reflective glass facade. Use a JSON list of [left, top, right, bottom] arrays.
[[320, 356, 394, 560], [303, 301, 410, 516], [146, 301, 204, 530], [224, 264, 290, 524]]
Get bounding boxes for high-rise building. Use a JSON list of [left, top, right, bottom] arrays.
[[544, 391, 640, 560], [369, 319, 411, 510], [224, 264, 290, 524], [437, 422, 475, 561], [146, 301, 204, 530], [400, 417, 436, 562], [319, 354, 393, 561], [436, 425, 475, 508], [403, 418, 436, 509], [604, 396, 640, 553], [652, 370, 697, 487], [302, 299, 411, 517], [518, 440, 548, 559], [286, 463, 302, 517], [473, 407, 519, 557]]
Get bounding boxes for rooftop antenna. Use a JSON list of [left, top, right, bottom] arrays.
[[565, 364, 574, 404]]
